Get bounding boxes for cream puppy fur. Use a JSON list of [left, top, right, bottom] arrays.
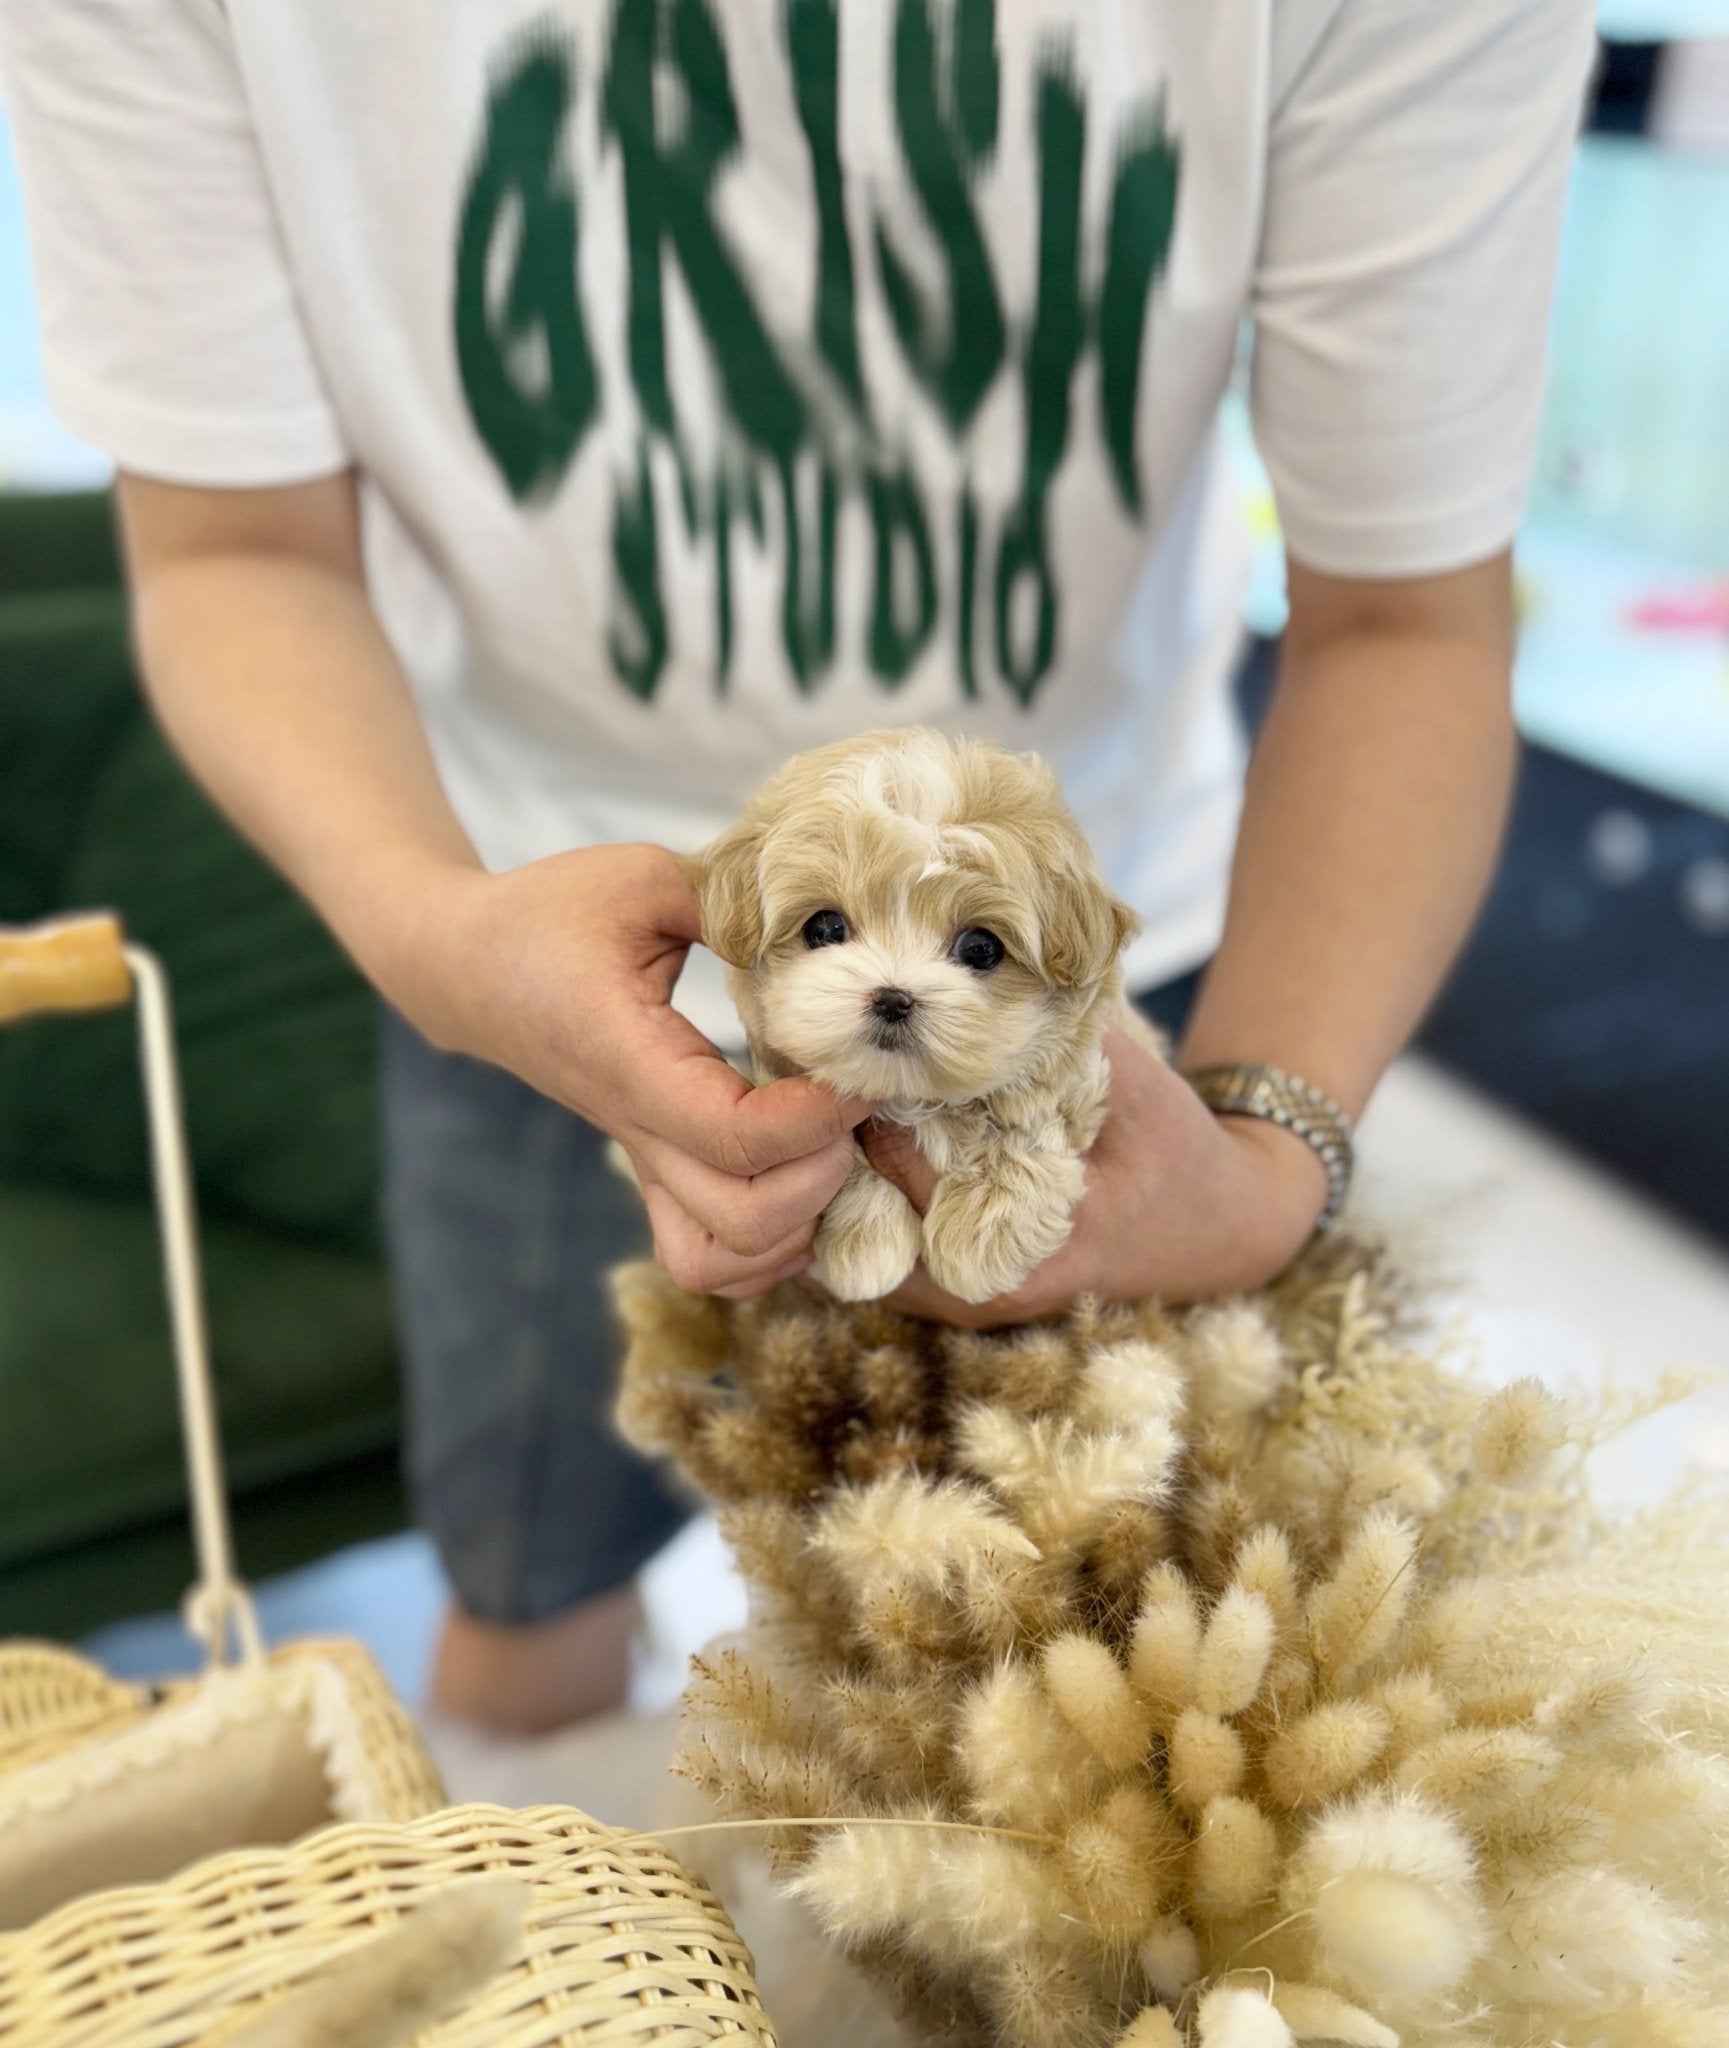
[[685, 728, 1142, 1304]]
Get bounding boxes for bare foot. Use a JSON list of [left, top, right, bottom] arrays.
[[428, 1581, 639, 1735]]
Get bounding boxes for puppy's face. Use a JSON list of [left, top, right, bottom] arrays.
[[690, 732, 1137, 1104]]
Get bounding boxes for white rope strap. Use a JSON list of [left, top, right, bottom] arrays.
[[125, 944, 264, 1670]]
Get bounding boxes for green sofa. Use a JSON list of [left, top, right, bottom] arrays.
[[0, 492, 405, 1638]]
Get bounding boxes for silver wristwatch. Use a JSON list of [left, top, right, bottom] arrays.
[[1184, 1062, 1355, 1233]]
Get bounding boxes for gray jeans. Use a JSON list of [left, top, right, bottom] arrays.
[[381, 1011, 686, 1624], [380, 966, 1202, 1624]]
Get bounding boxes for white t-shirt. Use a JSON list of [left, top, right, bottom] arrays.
[[0, 0, 1592, 1042]]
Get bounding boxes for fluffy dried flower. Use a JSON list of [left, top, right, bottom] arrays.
[[614, 1241, 1729, 2048], [1471, 1376, 1565, 1484], [1044, 1634, 1152, 1770], [1194, 1985, 1293, 2048], [1189, 1795, 1277, 1919]]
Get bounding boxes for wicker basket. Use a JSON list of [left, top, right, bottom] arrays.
[[0, 1644, 152, 1777], [0, 1802, 777, 2048], [0, 917, 444, 1933]]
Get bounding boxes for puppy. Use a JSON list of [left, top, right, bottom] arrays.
[[684, 728, 1142, 1304]]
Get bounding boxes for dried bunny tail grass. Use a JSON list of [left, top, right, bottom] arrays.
[[1167, 1709, 1247, 1813], [1189, 1794, 1279, 1920], [1471, 1375, 1566, 1484], [1414, 1581, 1502, 1685], [1062, 1797, 1170, 1942], [957, 1541, 1068, 1657], [1364, 1667, 1454, 1762], [1228, 1528, 1299, 1643], [919, 1834, 1083, 1963], [674, 1723, 858, 1862], [1138, 1916, 1202, 2005], [961, 1659, 1109, 1832], [786, 1819, 940, 1946], [1115, 2008, 1183, 2048], [698, 1404, 830, 1502], [1304, 1508, 1418, 1684], [1183, 1301, 1288, 1423], [862, 1949, 994, 2048], [1194, 1985, 1294, 2048], [947, 1323, 1082, 1416], [810, 1467, 1055, 1664], [1391, 1724, 1561, 1828], [1474, 1794, 1614, 1887], [1074, 1339, 1188, 1433], [676, 1648, 858, 1841], [1131, 1571, 1202, 1725], [1098, 1782, 1186, 1892], [1180, 1476, 1259, 1593], [957, 1405, 1181, 1556], [1262, 1702, 1391, 1811], [1265, 1981, 1396, 2047], [850, 1574, 958, 1676], [618, 1239, 1729, 2048], [1084, 1502, 1175, 1631], [811, 1470, 1039, 1600], [821, 1669, 959, 1800], [739, 1309, 854, 1431], [1028, 1424, 1185, 1555], [613, 1366, 721, 1467], [1281, 1787, 1484, 2013], [717, 1501, 851, 1652], [612, 1258, 731, 1378], [849, 1342, 923, 1427], [684, 1645, 832, 1755], [835, 1425, 935, 1488], [1044, 1633, 1153, 1771], [1337, 1445, 1447, 1522], [218, 1878, 528, 2048], [1195, 1587, 1277, 1718], [1533, 1661, 1652, 1746], [979, 1946, 1116, 2048], [1189, 1984, 1293, 2048]]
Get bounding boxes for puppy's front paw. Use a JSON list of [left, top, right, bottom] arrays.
[[810, 1165, 922, 1301], [921, 1152, 1085, 1304]]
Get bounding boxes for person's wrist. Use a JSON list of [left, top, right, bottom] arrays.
[[347, 848, 495, 1050], [1211, 1113, 1332, 1283]]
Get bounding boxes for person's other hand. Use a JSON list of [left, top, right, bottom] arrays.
[[861, 1024, 1327, 1327], [397, 843, 867, 1300]]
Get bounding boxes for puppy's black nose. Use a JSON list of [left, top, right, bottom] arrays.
[[870, 986, 916, 1024]]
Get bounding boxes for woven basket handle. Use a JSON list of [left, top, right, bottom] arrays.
[[0, 914, 263, 1669]]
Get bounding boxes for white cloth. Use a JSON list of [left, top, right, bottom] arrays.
[[0, 0, 1593, 1041]]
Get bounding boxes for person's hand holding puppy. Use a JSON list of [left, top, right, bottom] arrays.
[[401, 841, 867, 1300], [863, 1020, 1329, 1327]]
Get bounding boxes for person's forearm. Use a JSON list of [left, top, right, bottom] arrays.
[[118, 472, 481, 1016], [1178, 554, 1518, 1119]]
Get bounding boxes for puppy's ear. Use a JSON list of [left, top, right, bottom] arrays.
[[1041, 867, 1139, 991], [682, 819, 766, 968]]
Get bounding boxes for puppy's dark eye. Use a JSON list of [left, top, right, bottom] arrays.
[[802, 909, 851, 949], [951, 926, 1005, 973]]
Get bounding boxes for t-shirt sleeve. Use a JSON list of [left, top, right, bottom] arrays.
[[0, 0, 349, 485], [1250, 0, 1597, 580]]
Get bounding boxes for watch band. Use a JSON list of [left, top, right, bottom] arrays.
[[1183, 1062, 1355, 1234]]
